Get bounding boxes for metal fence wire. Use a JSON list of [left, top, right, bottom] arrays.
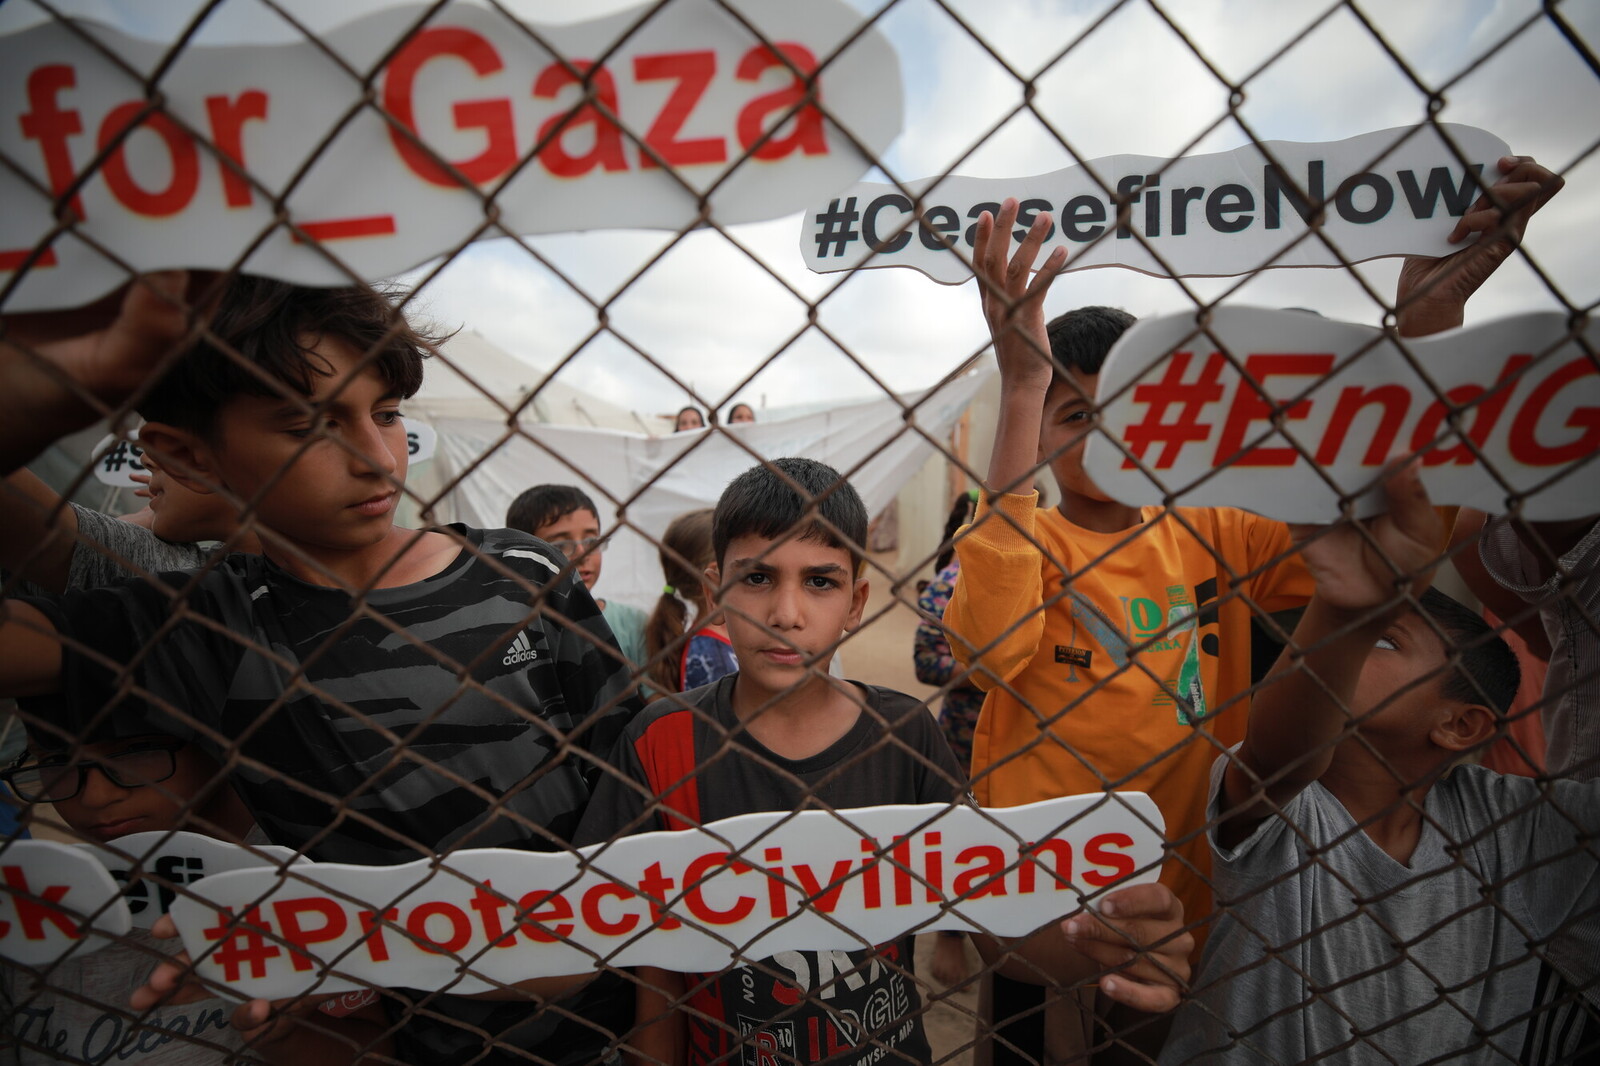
[[0, 1, 1596, 1065]]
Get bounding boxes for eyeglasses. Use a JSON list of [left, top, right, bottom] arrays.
[[548, 537, 604, 559], [3, 743, 183, 803]]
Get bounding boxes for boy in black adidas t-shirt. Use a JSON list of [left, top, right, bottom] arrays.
[[0, 275, 639, 1065], [576, 458, 1192, 1066]]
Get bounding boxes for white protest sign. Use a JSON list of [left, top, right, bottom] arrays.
[[801, 125, 1508, 284], [402, 417, 437, 466], [167, 794, 1162, 999], [76, 832, 305, 930], [1082, 308, 1599, 523], [0, 0, 903, 311], [90, 433, 148, 488], [0, 841, 129, 965]]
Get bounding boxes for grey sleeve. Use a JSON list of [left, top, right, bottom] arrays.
[[66, 505, 211, 591], [1480, 518, 1600, 780]]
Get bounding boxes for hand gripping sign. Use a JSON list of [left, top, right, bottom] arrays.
[[0, 0, 903, 311], [147, 795, 1162, 1000], [801, 124, 1508, 283], [1082, 308, 1599, 523]]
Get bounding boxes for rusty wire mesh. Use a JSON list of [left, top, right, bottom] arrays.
[[1, 0, 1597, 1064]]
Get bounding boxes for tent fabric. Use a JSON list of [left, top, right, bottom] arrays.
[[405, 370, 992, 611]]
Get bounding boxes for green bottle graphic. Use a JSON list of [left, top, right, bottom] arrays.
[[1169, 601, 1207, 724]]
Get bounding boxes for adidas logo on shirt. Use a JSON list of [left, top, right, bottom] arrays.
[[502, 631, 538, 666]]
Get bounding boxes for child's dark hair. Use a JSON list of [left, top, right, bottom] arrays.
[[1045, 306, 1136, 380], [934, 489, 979, 573], [1418, 587, 1521, 715], [139, 275, 440, 438], [712, 457, 869, 572], [506, 484, 599, 536], [645, 509, 716, 694]]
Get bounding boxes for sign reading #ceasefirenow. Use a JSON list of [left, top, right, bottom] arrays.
[[801, 125, 1507, 284], [1083, 309, 1599, 522], [161, 795, 1161, 1000], [0, 0, 902, 311]]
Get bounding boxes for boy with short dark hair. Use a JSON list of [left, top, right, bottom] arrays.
[[0, 274, 639, 1065], [507, 482, 649, 669], [1160, 468, 1599, 1063], [575, 457, 1194, 1066]]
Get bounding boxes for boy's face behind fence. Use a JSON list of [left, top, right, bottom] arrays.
[[1041, 370, 1112, 507], [27, 736, 220, 842], [535, 507, 603, 590], [712, 532, 868, 701], [1349, 609, 1485, 755], [167, 336, 408, 560]]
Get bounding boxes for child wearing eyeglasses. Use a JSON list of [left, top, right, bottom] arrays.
[[506, 483, 648, 671], [1, 734, 392, 1064]]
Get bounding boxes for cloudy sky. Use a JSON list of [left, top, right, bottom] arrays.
[[386, 0, 1599, 421]]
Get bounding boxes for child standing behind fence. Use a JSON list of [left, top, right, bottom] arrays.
[[1161, 473, 1599, 1064], [645, 508, 737, 694], [577, 457, 1195, 1066], [0, 275, 640, 1066]]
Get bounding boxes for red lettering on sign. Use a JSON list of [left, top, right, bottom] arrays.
[[1, 866, 78, 940], [204, 906, 281, 982], [19, 65, 85, 220], [515, 890, 574, 944], [635, 51, 726, 168], [1123, 351, 1228, 469], [580, 882, 640, 936], [1508, 357, 1600, 465], [891, 836, 913, 906], [790, 857, 855, 913], [859, 838, 882, 909], [682, 852, 756, 925], [764, 846, 789, 918], [923, 831, 944, 903], [358, 908, 398, 962], [97, 103, 200, 217], [203, 90, 268, 208], [735, 44, 826, 160], [952, 845, 1008, 900], [293, 216, 398, 242], [1315, 383, 1412, 466], [1410, 355, 1531, 465], [0, 247, 59, 273], [1083, 832, 1136, 886], [384, 26, 516, 187], [533, 60, 627, 178], [470, 882, 514, 948], [272, 896, 348, 972], [1214, 353, 1335, 467], [406, 900, 472, 955], [637, 861, 682, 930], [1018, 839, 1073, 893]]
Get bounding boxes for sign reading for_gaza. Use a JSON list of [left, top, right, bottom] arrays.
[[801, 125, 1507, 283], [161, 795, 1161, 1000], [0, 0, 903, 311], [1082, 308, 1599, 523]]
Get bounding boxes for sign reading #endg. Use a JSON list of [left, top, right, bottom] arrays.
[[1083, 308, 1599, 522], [802, 125, 1507, 283], [0, 0, 902, 311], [163, 795, 1162, 1000]]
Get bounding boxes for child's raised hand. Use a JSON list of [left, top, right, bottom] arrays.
[[1060, 881, 1193, 1013], [1396, 155, 1563, 336], [1293, 461, 1443, 617], [973, 198, 1068, 392]]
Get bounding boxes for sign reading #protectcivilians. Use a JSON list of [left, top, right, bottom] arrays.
[[1082, 308, 1599, 523], [801, 125, 1508, 283], [157, 795, 1161, 999], [0, 0, 903, 312]]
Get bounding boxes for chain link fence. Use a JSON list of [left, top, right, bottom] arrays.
[[1, 1, 1596, 1065]]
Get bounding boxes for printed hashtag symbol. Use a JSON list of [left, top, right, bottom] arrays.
[[814, 198, 859, 257], [203, 906, 281, 982], [1121, 351, 1227, 469], [101, 442, 129, 473]]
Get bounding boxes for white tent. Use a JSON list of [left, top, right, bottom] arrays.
[[399, 335, 992, 610]]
